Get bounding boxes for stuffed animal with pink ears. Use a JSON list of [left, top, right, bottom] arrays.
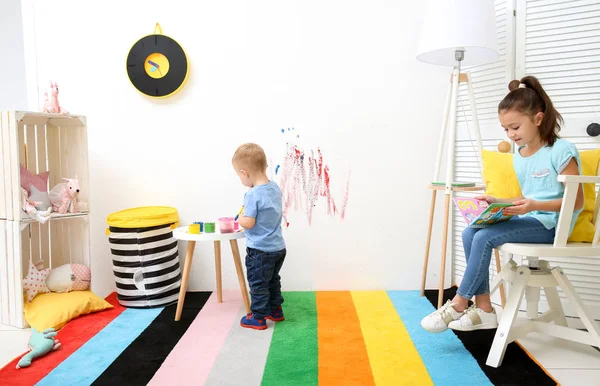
[[49, 177, 80, 214], [42, 81, 67, 114]]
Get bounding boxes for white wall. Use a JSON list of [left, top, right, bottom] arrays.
[[21, 0, 452, 298], [0, 0, 27, 110]]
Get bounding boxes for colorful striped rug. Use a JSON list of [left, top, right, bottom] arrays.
[[0, 289, 557, 385]]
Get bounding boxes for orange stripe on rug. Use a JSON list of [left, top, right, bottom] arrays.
[[317, 291, 375, 386]]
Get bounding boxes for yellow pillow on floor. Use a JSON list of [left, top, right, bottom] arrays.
[[569, 149, 600, 242], [481, 150, 522, 199], [481, 148, 600, 242], [24, 290, 113, 331]]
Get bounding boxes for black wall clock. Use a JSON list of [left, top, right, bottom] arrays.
[[126, 23, 189, 98]]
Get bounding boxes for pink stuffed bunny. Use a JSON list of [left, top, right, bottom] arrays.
[[42, 81, 67, 114], [49, 177, 80, 214]]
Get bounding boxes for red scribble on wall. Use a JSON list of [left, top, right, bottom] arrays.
[[278, 144, 350, 226]]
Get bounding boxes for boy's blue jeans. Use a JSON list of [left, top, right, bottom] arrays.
[[458, 216, 555, 300], [245, 247, 286, 319]]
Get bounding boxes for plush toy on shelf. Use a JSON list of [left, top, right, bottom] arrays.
[[20, 188, 52, 224], [42, 81, 67, 114], [16, 328, 61, 369], [46, 263, 91, 293], [49, 177, 80, 214]]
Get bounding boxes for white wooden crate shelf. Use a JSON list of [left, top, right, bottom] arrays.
[[0, 111, 91, 329], [1, 111, 90, 221], [0, 217, 91, 328], [20, 212, 90, 224]]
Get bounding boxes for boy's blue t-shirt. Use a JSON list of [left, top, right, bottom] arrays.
[[243, 180, 286, 252], [513, 138, 582, 234]]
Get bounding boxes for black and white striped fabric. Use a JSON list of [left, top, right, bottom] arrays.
[[109, 223, 181, 308]]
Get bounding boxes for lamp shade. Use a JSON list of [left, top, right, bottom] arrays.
[[417, 0, 499, 66]]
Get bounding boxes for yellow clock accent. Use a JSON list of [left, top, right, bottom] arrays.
[[126, 23, 189, 98], [144, 53, 170, 79]]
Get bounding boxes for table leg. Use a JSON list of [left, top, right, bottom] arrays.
[[230, 240, 251, 314], [438, 194, 451, 309], [214, 240, 223, 303], [421, 189, 437, 296], [175, 240, 196, 321]]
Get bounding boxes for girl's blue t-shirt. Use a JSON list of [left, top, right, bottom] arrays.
[[513, 138, 582, 233]]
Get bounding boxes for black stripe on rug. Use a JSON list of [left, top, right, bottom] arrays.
[[91, 292, 211, 386], [425, 287, 558, 386]]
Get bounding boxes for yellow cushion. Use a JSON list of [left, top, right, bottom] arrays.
[[569, 149, 600, 242], [24, 290, 113, 331], [481, 150, 522, 199], [481, 148, 600, 242]]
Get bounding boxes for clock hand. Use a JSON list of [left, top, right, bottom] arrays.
[[147, 60, 159, 68]]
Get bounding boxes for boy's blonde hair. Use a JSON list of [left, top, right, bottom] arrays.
[[232, 143, 267, 172]]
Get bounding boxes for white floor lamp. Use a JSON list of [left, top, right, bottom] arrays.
[[417, 0, 499, 308]]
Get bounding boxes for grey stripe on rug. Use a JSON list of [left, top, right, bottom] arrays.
[[205, 307, 275, 386]]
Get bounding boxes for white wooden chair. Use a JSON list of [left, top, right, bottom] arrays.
[[487, 173, 600, 368]]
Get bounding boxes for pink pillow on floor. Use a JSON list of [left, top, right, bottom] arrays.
[[20, 164, 49, 194]]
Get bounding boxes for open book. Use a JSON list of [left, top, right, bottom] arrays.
[[453, 197, 515, 228]]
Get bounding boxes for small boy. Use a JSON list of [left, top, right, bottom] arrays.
[[232, 143, 286, 330]]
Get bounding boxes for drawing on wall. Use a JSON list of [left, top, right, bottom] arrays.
[[274, 128, 350, 227]]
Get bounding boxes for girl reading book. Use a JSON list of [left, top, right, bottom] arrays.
[[421, 76, 585, 333]]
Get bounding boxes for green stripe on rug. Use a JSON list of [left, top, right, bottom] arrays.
[[262, 292, 318, 386]]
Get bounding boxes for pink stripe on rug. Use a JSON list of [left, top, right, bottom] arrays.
[[148, 291, 242, 386]]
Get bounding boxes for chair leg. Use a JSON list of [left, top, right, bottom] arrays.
[[525, 286, 540, 319], [490, 259, 517, 297], [493, 249, 506, 307], [486, 266, 530, 368], [552, 267, 600, 349], [543, 286, 568, 327]]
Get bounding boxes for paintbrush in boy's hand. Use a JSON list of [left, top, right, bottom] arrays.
[[234, 206, 244, 221]]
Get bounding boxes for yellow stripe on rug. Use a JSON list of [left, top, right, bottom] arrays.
[[351, 291, 433, 386]]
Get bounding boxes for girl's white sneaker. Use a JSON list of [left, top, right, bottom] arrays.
[[448, 304, 498, 331], [421, 300, 465, 333]]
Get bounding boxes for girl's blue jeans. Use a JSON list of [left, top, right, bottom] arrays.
[[457, 216, 555, 300]]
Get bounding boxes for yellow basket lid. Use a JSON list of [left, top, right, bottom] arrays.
[[106, 206, 179, 228]]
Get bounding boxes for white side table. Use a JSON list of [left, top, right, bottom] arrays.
[[172, 226, 250, 321]]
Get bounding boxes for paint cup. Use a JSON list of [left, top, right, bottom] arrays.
[[195, 221, 204, 232], [204, 222, 216, 233], [218, 217, 235, 233], [188, 223, 200, 234], [234, 221, 239, 231]]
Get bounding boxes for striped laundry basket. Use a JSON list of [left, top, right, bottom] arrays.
[[107, 206, 181, 308]]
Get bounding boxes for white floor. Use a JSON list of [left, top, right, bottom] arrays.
[[1, 318, 600, 385], [0, 323, 33, 370]]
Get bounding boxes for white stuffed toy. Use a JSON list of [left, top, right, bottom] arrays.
[[46, 264, 91, 292], [20, 188, 52, 224]]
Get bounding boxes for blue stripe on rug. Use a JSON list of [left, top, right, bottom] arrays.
[[387, 290, 492, 386], [36, 307, 162, 386]]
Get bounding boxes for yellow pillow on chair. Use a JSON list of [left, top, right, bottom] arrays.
[[481, 149, 600, 243], [481, 150, 522, 199], [569, 149, 600, 242]]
